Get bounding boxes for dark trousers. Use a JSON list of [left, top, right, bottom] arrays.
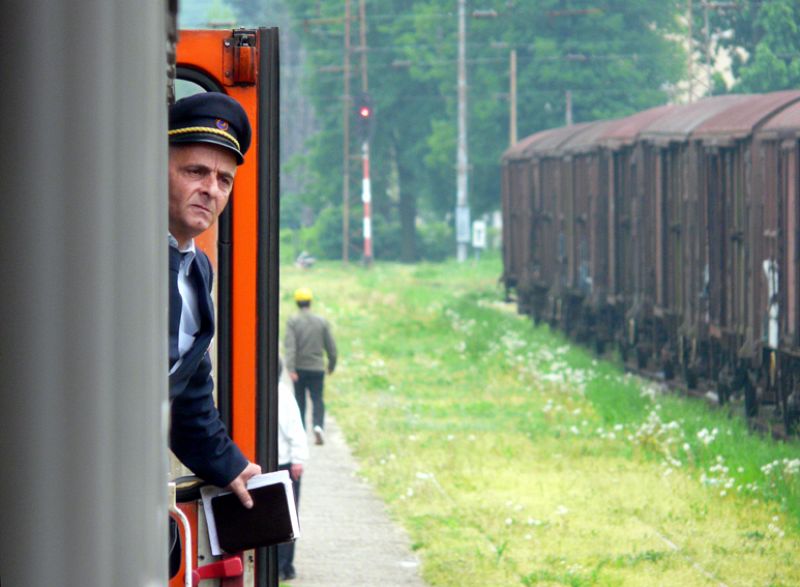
[[277, 463, 301, 575], [293, 369, 325, 430]]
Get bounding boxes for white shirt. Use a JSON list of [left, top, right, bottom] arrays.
[[169, 235, 200, 375], [278, 379, 308, 466]]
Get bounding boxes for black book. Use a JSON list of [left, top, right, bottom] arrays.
[[201, 471, 300, 555]]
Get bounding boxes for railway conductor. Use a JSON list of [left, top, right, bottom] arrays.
[[168, 92, 260, 508]]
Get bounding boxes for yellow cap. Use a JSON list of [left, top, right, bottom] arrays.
[[294, 287, 313, 302]]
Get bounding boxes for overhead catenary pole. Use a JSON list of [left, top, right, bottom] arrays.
[[342, 0, 352, 262], [359, 0, 373, 265], [456, 0, 470, 262], [687, 0, 694, 102], [565, 90, 573, 126], [509, 49, 517, 146], [703, 0, 712, 94], [359, 0, 368, 92]]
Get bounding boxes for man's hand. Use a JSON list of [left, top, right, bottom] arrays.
[[289, 463, 304, 481], [225, 461, 262, 509], [290, 371, 299, 382]]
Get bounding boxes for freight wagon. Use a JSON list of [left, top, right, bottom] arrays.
[[501, 91, 800, 434]]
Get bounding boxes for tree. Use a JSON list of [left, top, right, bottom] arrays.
[[227, 0, 687, 262], [708, 0, 800, 93], [180, 0, 234, 27], [385, 0, 685, 237], [736, 0, 800, 92]]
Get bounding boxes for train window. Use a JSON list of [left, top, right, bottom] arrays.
[[175, 79, 206, 100], [176, 66, 224, 97]]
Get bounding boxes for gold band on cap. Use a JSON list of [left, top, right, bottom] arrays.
[[168, 126, 241, 152]]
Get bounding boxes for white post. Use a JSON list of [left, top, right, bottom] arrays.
[[362, 140, 373, 264], [456, 0, 470, 261]]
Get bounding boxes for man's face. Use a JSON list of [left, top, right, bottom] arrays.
[[168, 143, 237, 245]]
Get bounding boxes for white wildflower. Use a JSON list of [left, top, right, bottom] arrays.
[[697, 428, 718, 446]]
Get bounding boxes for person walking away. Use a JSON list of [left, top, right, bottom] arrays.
[[277, 358, 308, 581], [284, 287, 337, 444]]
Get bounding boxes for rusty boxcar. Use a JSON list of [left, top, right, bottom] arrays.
[[688, 92, 800, 417], [752, 98, 800, 428], [502, 90, 800, 432], [501, 124, 591, 319]]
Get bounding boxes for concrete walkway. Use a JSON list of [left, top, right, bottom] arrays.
[[289, 415, 428, 587]]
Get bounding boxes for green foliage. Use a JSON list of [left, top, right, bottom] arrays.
[[188, 0, 690, 260], [292, 209, 454, 262], [207, 0, 235, 23], [297, 205, 361, 261], [710, 0, 800, 93], [277, 0, 686, 259], [371, 216, 403, 261], [279, 228, 298, 265], [738, 43, 800, 93], [418, 220, 453, 262], [179, 0, 236, 27]]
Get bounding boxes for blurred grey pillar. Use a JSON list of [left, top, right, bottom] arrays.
[[0, 2, 168, 587]]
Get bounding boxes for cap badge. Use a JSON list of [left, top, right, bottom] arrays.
[[215, 119, 230, 131]]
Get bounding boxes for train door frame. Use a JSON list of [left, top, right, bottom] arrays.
[[171, 27, 280, 587]]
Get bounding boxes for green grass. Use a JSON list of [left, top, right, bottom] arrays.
[[281, 255, 800, 586]]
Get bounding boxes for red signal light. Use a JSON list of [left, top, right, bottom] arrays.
[[359, 106, 371, 118]]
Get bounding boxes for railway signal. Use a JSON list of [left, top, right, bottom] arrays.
[[356, 92, 374, 265], [355, 93, 374, 141]]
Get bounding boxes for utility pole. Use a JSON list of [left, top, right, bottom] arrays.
[[359, 0, 368, 92], [703, 1, 713, 94], [698, 2, 740, 96], [509, 49, 517, 146], [687, 0, 694, 102], [358, 0, 373, 266], [565, 90, 573, 126], [456, 0, 470, 262], [342, 0, 352, 262]]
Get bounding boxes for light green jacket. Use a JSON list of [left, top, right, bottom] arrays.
[[284, 309, 337, 374]]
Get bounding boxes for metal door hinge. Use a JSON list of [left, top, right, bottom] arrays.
[[223, 30, 257, 86]]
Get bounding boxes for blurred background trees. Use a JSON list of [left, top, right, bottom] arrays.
[[705, 0, 800, 94], [181, 0, 800, 262]]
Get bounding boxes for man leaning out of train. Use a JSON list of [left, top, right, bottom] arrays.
[[167, 92, 261, 507]]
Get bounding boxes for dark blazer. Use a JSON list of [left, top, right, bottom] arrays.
[[169, 246, 247, 487]]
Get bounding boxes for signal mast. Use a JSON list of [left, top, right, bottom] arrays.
[[356, 93, 374, 265]]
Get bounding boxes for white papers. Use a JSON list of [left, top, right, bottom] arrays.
[[200, 470, 300, 556]]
